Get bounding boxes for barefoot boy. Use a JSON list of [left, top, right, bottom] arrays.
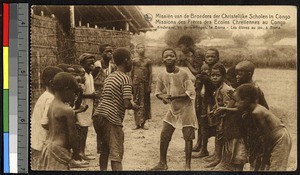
[[77, 53, 97, 161], [232, 84, 292, 171], [193, 48, 219, 159], [40, 72, 81, 170], [150, 48, 197, 171], [92, 48, 139, 171], [178, 36, 204, 152], [31, 66, 63, 170], [204, 63, 233, 168], [131, 43, 152, 130]]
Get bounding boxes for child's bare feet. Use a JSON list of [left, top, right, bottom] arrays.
[[132, 126, 140, 130], [184, 165, 191, 171], [150, 162, 168, 171], [192, 149, 209, 158]]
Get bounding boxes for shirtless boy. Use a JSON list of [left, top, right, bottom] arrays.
[[40, 72, 81, 170], [232, 84, 292, 171]]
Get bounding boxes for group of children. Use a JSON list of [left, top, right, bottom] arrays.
[[149, 35, 291, 171], [31, 38, 292, 171]]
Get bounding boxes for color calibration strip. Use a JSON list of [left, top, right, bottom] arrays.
[[17, 3, 29, 173], [3, 3, 10, 173], [3, 3, 27, 173]]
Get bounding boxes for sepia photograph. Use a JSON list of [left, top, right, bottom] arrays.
[[29, 5, 297, 171]]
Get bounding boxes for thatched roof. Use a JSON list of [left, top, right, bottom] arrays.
[[32, 5, 154, 34]]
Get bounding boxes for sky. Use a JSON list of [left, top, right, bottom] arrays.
[[139, 6, 297, 40]]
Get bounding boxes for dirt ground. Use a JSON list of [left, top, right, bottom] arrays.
[[73, 67, 297, 171]]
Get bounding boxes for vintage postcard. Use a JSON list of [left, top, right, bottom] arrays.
[[29, 5, 297, 171]]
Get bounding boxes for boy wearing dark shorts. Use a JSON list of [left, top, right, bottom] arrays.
[[92, 48, 139, 171]]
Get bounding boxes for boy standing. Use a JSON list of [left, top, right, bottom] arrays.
[[39, 72, 81, 170], [193, 48, 219, 158], [177, 35, 205, 153], [150, 48, 197, 171], [77, 53, 97, 161], [31, 66, 63, 170], [131, 43, 152, 130], [92, 48, 139, 171], [204, 63, 233, 168], [93, 44, 117, 108], [232, 84, 291, 171]]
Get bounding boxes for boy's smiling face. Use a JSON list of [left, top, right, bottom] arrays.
[[162, 50, 176, 68], [205, 50, 218, 66]]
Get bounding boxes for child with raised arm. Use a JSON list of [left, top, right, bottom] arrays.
[[92, 48, 140, 171], [224, 84, 292, 171], [150, 48, 197, 171], [31, 66, 63, 170], [131, 43, 152, 130], [204, 63, 234, 168], [39, 72, 81, 170]]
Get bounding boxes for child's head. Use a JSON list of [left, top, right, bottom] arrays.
[[162, 48, 177, 68], [41, 66, 63, 89], [233, 83, 258, 111], [235, 60, 255, 85], [226, 65, 238, 88], [79, 53, 95, 73], [113, 47, 132, 72], [177, 35, 194, 54], [53, 72, 80, 104], [201, 63, 210, 75], [205, 48, 219, 66], [194, 48, 205, 62], [136, 43, 145, 56], [72, 65, 86, 84], [210, 63, 226, 87], [57, 63, 74, 72], [99, 44, 113, 61]]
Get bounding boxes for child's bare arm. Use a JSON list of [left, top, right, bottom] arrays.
[[168, 94, 188, 100], [74, 105, 89, 114], [82, 92, 97, 99], [156, 94, 171, 104], [185, 60, 200, 75], [214, 106, 239, 116], [124, 99, 140, 110], [65, 109, 81, 160]]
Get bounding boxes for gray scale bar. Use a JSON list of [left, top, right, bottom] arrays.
[[17, 3, 29, 173]]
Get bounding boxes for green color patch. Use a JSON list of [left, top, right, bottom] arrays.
[[3, 90, 9, 132]]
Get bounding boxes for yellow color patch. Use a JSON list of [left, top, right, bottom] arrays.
[[3, 47, 9, 89]]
